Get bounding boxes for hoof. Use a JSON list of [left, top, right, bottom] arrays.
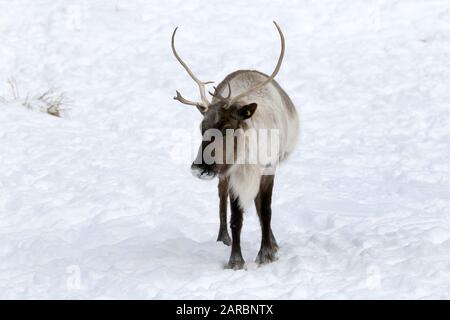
[[255, 246, 278, 265], [271, 232, 279, 252], [272, 241, 279, 253], [226, 255, 246, 270], [217, 230, 231, 246]]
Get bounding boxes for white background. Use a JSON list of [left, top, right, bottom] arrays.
[[0, 0, 450, 298]]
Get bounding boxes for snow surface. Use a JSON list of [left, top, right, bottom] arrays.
[[1, 0, 450, 299]]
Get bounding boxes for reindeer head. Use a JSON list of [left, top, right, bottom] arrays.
[[171, 21, 285, 180]]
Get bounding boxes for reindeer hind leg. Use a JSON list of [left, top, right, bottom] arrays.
[[255, 175, 278, 265]]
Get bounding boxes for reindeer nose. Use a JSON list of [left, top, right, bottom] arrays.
[[191, 163, 216, 180]]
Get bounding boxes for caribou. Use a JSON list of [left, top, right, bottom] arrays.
[[171, 21, 299, 270]]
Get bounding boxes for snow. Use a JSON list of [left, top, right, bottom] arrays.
[[1, 0, 450, 299]]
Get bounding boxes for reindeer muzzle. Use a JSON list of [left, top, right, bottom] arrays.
[[191, 163, 216, 180]]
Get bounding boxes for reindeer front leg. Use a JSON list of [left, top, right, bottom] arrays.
[[227, 194, 245, 270], [217, 177, 231, 246]]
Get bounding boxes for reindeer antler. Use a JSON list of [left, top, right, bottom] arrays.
[[173, 90, 201, 107], [171, 21, 285, 110], [227, 21, 285, 106], [208, 82, 232, 103], [209, 22, 285, 109], [171, 27, 213, 110]]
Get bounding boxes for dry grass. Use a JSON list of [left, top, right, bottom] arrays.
[[0, 78, 68, 117]]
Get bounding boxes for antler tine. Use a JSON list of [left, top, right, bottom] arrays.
[[173, 90, 202, 107], [208, 85, 219, 97], [228, 21, 285, 105], [171, 27, 212, 109], [208, 82, 232, 103]]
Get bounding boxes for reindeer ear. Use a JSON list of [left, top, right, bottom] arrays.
[[231, 103, 257, 120]]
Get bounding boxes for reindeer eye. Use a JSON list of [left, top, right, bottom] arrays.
[[240, 109, 251, 117]]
